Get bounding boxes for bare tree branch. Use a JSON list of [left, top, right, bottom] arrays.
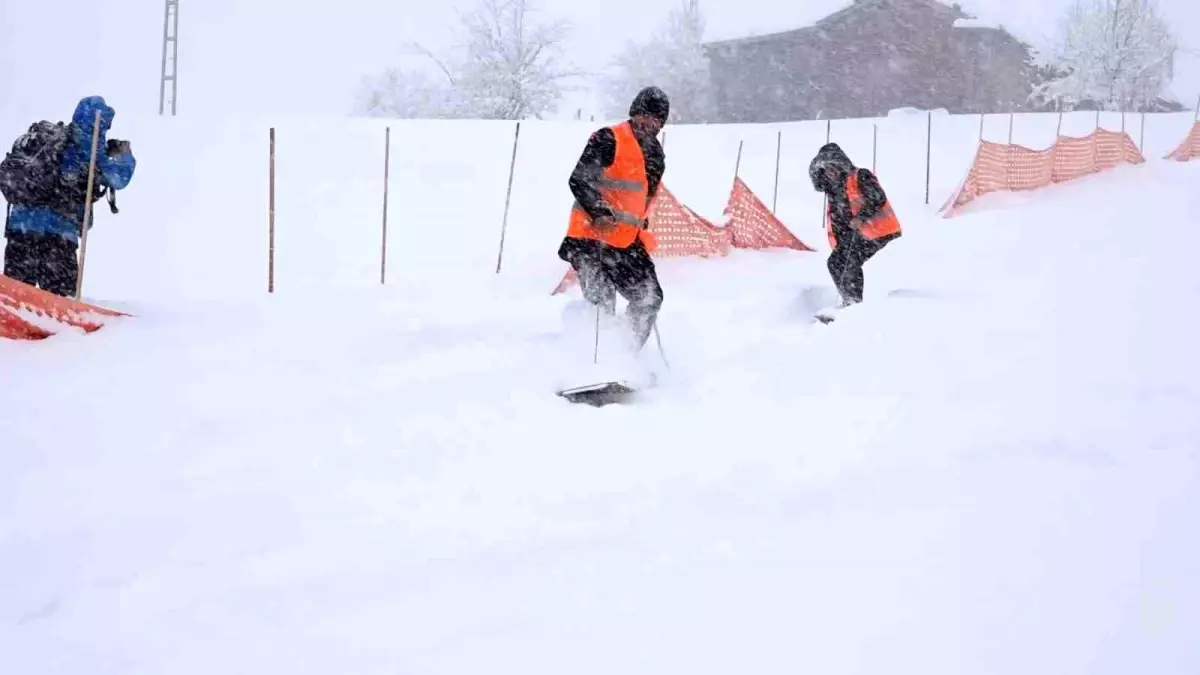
[[1034, 0, 1177, 111], [356, 0, 579, 120], [599, 0, 714, 123], [401, 42, 458, 86]]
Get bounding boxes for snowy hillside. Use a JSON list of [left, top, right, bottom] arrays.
[[0, 108, 1194, 301], [2, 111, 1200, 674]]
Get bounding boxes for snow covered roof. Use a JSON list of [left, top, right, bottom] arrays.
[[703, 0, 1046, 52], [704, 0, 965, 46], [949, 1, 1051, 51], [702, 0, 854, 46], [953, 17, 1001, 29]]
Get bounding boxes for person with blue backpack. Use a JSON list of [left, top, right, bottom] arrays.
[[1, 96, 136, 297]]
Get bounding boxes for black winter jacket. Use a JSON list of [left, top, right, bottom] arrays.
[[809, 143, 889, 245]]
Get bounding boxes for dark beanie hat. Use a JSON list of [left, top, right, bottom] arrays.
[[629, 86, 670, 123]]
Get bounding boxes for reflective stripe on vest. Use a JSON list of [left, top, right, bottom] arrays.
[[596, 176, 647, 192], [572, 201, 645, 226], [825, 171, 901, 249], [565, 121, 656, 251]]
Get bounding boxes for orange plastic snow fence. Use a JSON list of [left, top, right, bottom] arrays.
[[1165, 122, 1200, 162], [0, 306, 52, 340], [724, 176, 815, 252], [551, 179, 812, 295], [0, 274, 127, 340], [941, 129, 1145, 217]]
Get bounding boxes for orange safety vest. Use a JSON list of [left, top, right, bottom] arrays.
[[825, 171, 902, 249], [566, 121, 657, 252]]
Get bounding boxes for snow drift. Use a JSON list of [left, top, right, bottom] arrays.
[[2, 109, 1199, 674]]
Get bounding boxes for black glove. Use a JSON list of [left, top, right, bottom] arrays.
[[106, 138, 131, 156]]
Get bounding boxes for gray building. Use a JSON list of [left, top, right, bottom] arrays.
[[703, 0, 1036, 122]]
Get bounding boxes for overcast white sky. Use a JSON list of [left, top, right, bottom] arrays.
[[0, 0, 1197, 121]]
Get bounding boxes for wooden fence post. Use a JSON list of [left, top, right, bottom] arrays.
[[494, 121, 521, 274], [268, 127, 276, 293], [821, 119, 832, 227], [924, 111, 932, 205], [74, 109, 103, 301], [872, 123, 878, 173], [380, 126, 391, 285], [771, 130, 782, 213]]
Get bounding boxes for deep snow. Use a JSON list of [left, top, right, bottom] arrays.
[[2, 111, 1199, 674]]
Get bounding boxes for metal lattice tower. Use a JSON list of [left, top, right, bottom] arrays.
[[158, 0, 180, 115]]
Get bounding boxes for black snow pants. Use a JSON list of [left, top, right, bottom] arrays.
[[558, 236, 663, 350], [827, 231, 897, 305], [3, 231, 80, 298]]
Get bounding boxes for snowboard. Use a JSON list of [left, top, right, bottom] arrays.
[[554, 299, 663, 406], [811, 287, 938, 323], [556, 380, 639, 406], [814, 312, 837, 324], [799, 284, 844, 324]]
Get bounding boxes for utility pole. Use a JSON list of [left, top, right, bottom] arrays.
[[159, 0, 180, 115]]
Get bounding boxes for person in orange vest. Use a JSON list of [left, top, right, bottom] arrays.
[[809, 142, 901, 306], [557, 86, 668, 351]]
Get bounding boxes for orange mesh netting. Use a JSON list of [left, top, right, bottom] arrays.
[[0, 274, 126, 340], [1166, 121, 1200, 161], [723, 176, 814, 251], [941, 129, 1145, 217], [0, 305, 52, 340], [551, 183, 733, 295]]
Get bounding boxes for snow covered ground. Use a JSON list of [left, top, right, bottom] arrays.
[[2, 111, 1199, 674]]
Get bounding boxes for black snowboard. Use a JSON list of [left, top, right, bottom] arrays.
[[556, 381, 638, 407]]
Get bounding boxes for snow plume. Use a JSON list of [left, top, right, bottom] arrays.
[[355, 0, 581, 120], [1034, 0, 1178, 110], [599, 0, 714, 123]]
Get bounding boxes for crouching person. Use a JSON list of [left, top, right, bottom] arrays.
[[809, 142, 900, 307], [2, 96, 136, 297]]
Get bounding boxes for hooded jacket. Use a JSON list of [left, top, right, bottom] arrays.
[[5, 96, 137, 243], [809, 143, 888, 246]]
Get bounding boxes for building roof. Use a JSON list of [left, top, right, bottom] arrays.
[[703, 0, 975, 49]]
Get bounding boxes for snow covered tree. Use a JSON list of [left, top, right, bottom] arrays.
[[354, 68, 470, 119], [453, 0, 582, 119], [356, 0, 579, 120], [1033, 0, 1177, 111], [600, 0, 713, 123]]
